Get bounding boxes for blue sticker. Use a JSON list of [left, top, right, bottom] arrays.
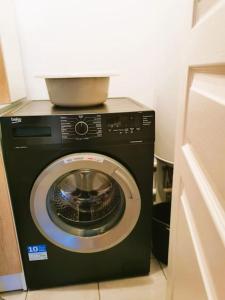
[[27, 244, 48, 261]]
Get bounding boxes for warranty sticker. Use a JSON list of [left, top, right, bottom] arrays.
[[27, 244, 48, 261]]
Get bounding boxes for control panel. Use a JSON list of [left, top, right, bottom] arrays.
[[60, 115, 102, 141], [0, 99, 155, 149], [106, 113, 153, 135], [1, 111, 154, 148], [60, 112, 154, 142]]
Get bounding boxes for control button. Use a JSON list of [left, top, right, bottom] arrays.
[[75, 121, 89, 135]]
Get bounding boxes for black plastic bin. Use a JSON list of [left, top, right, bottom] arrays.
[[152, 201, 171, 265]]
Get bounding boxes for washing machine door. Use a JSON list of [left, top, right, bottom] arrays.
[[30, 153, 141, 253]]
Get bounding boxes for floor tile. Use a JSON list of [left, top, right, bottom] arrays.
[[99, 259, 167, 300], [0, 291, 27, 300], [26, 283, 99, 300]]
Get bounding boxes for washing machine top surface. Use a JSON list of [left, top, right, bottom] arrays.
[[3, 97, 152, 117], [1, 97, 154, 146]]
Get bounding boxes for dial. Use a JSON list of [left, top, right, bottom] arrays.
[[75, 121, 89, 135]]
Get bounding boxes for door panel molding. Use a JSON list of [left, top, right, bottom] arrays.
[[190, 1, 225, 65], [171, 191, 209, 300], [180, 192, 216, 299], [182, 144, 225, 238], [181, 146, 225, 298], [193, 0, 220, 25]]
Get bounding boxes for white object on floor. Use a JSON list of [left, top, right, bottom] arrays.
[[0, 273, 25, 293], [0, 290, 26, 300]]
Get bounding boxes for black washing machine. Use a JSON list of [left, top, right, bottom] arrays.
[[0, 97, 155, 290]]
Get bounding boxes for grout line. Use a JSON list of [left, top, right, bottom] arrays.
[[158, 260, 167, 279], [25, 291, 28, 300], [162, 268, 167, 279], [97, 282, 101, 300]]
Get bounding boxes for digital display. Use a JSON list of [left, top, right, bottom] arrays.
[[13, 127, 52, 137], [107, 115, 141, 129]]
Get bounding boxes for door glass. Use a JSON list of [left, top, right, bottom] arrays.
[[46, 169, 125, 237]]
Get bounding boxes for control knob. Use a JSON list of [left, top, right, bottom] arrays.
[[75, 121, 88, 135]]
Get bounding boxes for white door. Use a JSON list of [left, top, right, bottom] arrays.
[[167, 1, 225, 299]]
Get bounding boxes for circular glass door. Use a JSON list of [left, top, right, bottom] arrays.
[[30, 153, 141, 253], [46, 169, 125, 237]]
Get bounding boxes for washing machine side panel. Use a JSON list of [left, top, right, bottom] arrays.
[[1, 142, 154, 289]]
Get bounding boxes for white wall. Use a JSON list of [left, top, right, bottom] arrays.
[[13, 0, 190, 162], [151, 0, 191, 162], [13, 0, 156, 105]]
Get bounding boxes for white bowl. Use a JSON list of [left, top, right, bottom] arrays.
[[41, 73, 115, 107]]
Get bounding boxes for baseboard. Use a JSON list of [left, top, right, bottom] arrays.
[[0, 272, 26, 292]]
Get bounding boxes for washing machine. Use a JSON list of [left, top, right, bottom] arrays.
[[0, 97, 155, 290]]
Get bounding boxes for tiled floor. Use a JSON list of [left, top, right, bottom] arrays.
[[158, 262, 168, 279], [0, 258, 167, 300]]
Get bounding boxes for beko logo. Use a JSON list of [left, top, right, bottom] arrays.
[[11, 117, 22, 124]]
